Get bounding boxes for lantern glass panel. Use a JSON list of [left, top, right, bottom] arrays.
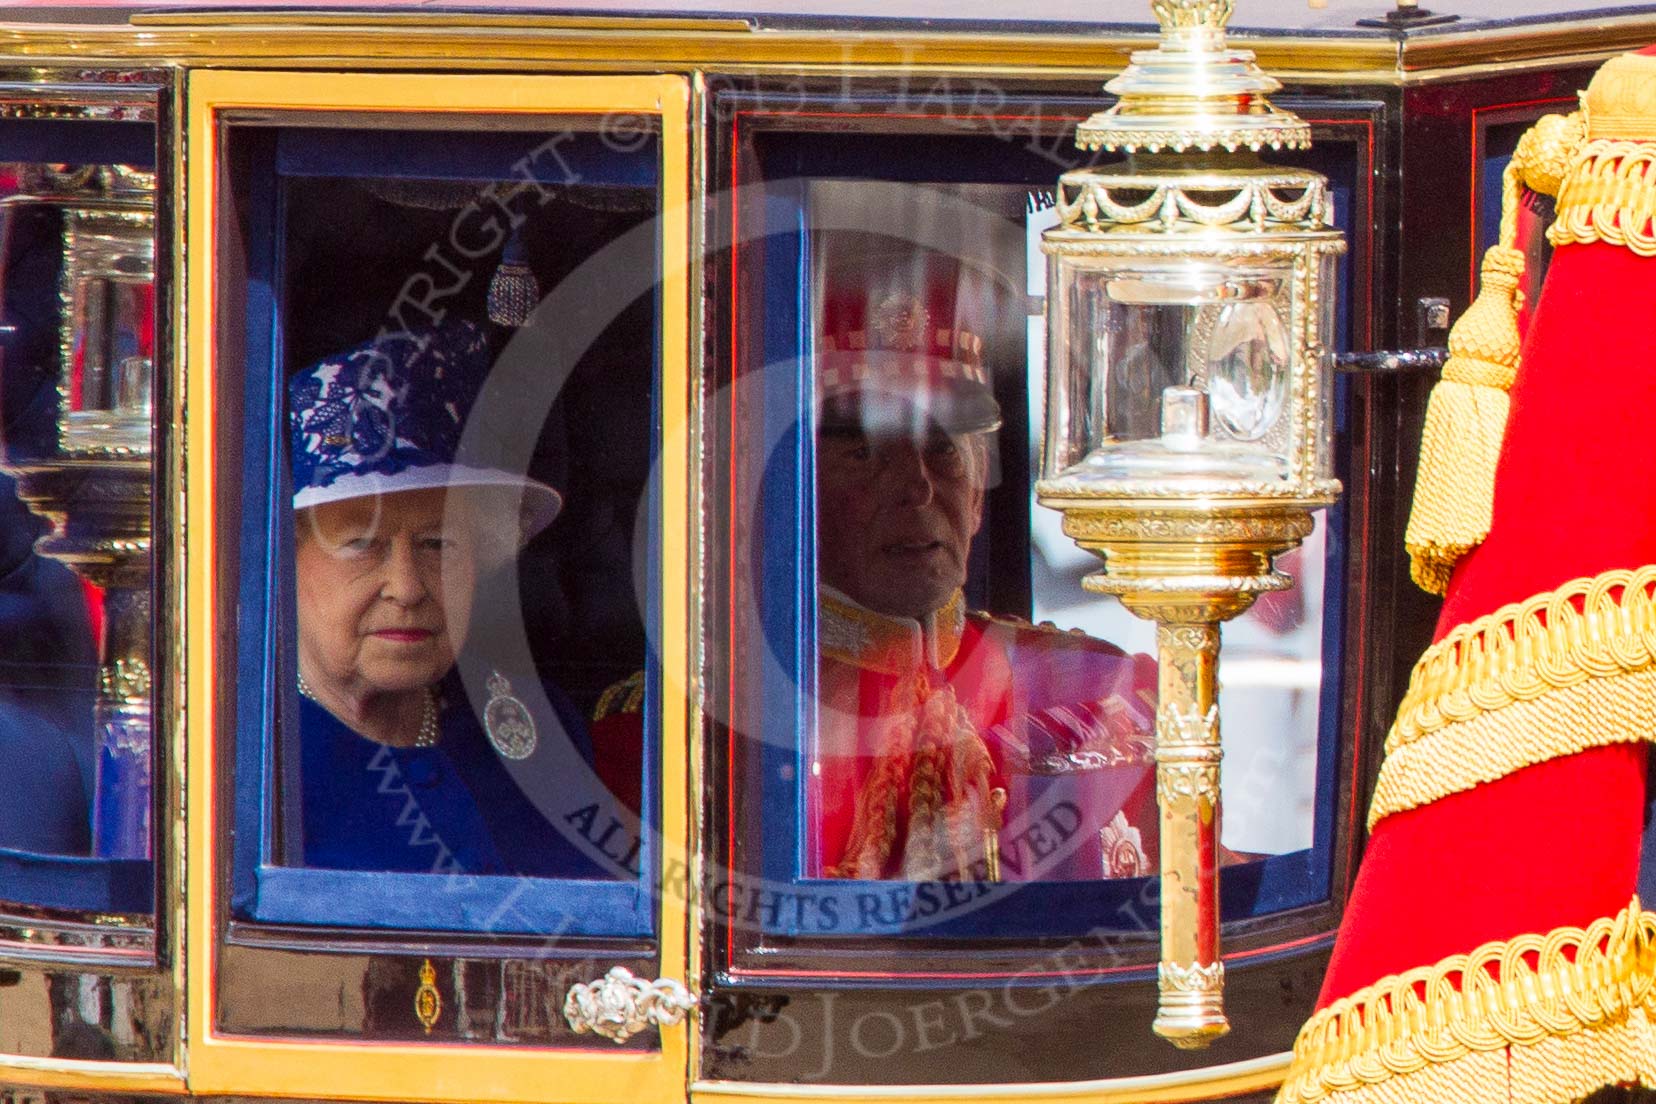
[[1043, 252, 1297, 485], [68, 276, 150, 417], [63, 213, 154, 456], [1311, 248, 1339, 484]]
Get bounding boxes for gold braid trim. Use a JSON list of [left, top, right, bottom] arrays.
[[1369, 566, 1656, 828], [1277, 898, 1656, 1104], [1372, 668, 1656, 828], [1551, 140, 1656, 258], [1403, 110, 1585, 595]]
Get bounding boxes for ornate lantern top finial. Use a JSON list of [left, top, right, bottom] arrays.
[[1077, 0, 1310, 155], [1150, 0, 1234, 36]]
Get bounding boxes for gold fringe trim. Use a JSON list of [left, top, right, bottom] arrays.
[[1403, 110, 1586, 595], [1371, 566, 1656, 826], [1552, 140, 1656, 258], [1277, 899, 1656, 1104], [1403, 244, 1524, 595]]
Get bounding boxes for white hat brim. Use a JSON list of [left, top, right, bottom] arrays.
[[292, 464, 563, 543]]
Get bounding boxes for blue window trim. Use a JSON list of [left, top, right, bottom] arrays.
[[745, 125, 1358, 939], [226, 121, 661, 938], [0, 117, 156, 918], [0, 118, 153, 169], [0, 849, 150, 915], [271, 127, 657, 187]]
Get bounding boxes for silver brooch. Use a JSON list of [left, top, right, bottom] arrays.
[[1101, 811, 1150, 879], [483, 671, 537, 760]]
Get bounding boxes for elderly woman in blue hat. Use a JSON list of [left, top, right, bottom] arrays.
[[288, 321, 602, 878]]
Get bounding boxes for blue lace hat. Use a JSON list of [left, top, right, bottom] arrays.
[[288, 321, 561, 539]]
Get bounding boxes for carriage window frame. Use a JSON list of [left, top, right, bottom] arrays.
[[186, 68, 693, 1104], [715, 95, 1376, 960], [220, 119, 662, 938], [0, 110, 161, 922]]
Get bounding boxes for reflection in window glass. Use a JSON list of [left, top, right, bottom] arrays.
[[802, 179, 1333, 888], [805, 208, 1160, 885], [0, 161, 155, 883], [274, 154, 652, 884]]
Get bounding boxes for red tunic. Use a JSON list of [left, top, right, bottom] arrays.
[[812, 589, 1158, 882]]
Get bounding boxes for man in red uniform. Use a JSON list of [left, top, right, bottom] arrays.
[[808, 249, 1157, 883]]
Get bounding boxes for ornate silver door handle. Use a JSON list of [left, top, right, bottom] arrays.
[[563, 967, 696, 1044]]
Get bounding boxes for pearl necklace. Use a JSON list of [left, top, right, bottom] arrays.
[[297, 672, 439, 748]]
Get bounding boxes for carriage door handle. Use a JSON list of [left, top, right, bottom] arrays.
[[563, 967, 697, 1044]]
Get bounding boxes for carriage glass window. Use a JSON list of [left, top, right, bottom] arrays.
[[0, 122, 158, 918], [227, 122, 659, 936], [801, 181, 1341, 910], [727, 124, 1355, 940]]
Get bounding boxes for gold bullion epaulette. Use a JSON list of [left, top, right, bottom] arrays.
[[592, 670, 645, 723]]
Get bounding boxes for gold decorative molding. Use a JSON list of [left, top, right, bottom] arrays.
[[1146, 620, 1227, 1048], [1159, 960, 1225, 993], [1279, 898, 1656, 1104], [0, 8, 1647, 83], [1155, 703, 1221, 807], [1055, 170, 1333, 235], [1150, 0, 1233, 31], [97, 657, 151, 701], [1057, 505, 1324, 539], [690, 1051, 1294, 1103], [0, 20, 1389, 81], [1159, 624, 1220, 653]]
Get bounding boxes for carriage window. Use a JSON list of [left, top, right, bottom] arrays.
[[224, 122, 659, 935], [723, 117, 1356, 942], [806, 204, 1331, 888], [0, 122, 158, 917]]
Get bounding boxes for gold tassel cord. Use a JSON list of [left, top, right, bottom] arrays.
[[1402, 110, 1586, 595], [1402, 243, 1524, 595], [1517, 110, 1590, 198], [1277, 899, 1656, 1104], [1371, 566, 1656, 826]]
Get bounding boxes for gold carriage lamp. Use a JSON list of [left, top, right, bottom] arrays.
[[1035, 0, 1344, 1049]]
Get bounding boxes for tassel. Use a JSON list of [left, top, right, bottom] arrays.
[[1404, 245, 1525, 595], [487, 228, 539, 327], [1403, 111, 1585, 596]]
